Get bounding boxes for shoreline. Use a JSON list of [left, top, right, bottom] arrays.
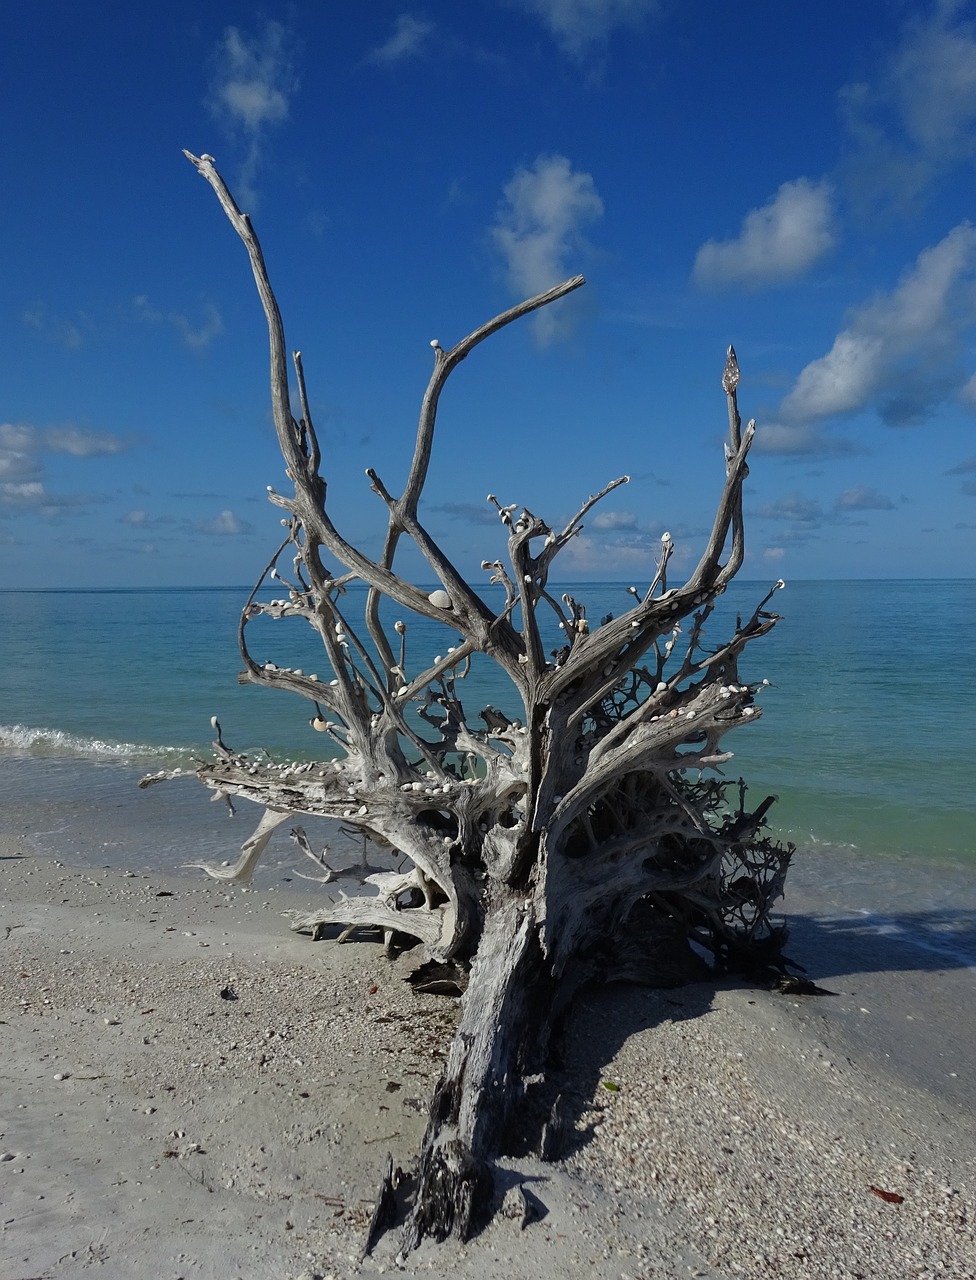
[[2, 841, 975, 1278]]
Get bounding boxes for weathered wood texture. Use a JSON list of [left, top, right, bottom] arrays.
[[149, 151, 794, 1249]]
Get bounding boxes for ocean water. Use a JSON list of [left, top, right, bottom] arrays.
[[1, 580, 974, 965]]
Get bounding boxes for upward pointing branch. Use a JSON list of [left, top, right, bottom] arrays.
[[186, 149, 588, 672], [406, 275, 585, 518], [183, 151, 306, 487], [365, 275, 587, 678]]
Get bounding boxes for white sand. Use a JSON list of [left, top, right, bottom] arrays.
[[2, 839, 974, 1279]]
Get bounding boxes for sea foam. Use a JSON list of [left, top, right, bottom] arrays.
[[0, 723, 188, 764]]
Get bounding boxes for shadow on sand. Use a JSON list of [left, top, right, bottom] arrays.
[[512, 904, 976, 1173]]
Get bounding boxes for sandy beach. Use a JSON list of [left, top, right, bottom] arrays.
[[2, 836, 974, 1280]]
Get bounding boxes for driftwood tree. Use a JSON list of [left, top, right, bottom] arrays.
[[156, 151, 793, 1249]]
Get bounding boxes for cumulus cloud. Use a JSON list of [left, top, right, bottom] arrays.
[[0, 422, 127, 514], [890, 9, 976, 161], [841, 5, 976, 209], [0, 479, 99, 515], [554, 512, 704, 575], [1, 422, 125, 461], [0, 434, 41, 499], [516, 0, 656, 58], [833, 486, 896, 512], [212, 23, 293, 128], [754, 494, 824, 527], [119, 510, 173, 529], [209, 22, 298, 206], [692, 179, 836, 291], [491, 154, 603, 344], [776, 222, 976, 429], [753, 487, 898, 538], [0, 480, 45, 506], [1, 423, 124, 472], [134, 296, 224, 351], [561, 524, 699, 575], [171, 304, 224, 351], [196, 509, 253, 536], [366, 15, 434, 65], [753, 421, 862, 457], [591, 509, 638, 531], [560, 533, 651, 574]]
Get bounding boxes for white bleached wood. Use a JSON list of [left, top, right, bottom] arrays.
[[165, 156, 793, 1251]]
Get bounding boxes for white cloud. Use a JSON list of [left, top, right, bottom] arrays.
[[23, 302, 86, 350], [755, 495, 824, 527], [0, 422, 125, 463], [833, 486, 896, 512], [753, 487, 895, 532], [841, 6, 976, 208], [0, 439, 39, 498], [693, 179, 836, 290], [171, 304, 224, 351], [753, 421, 861, 457], [591, 510, 638, 531], [367, 15, 434, 65], [212, 23, 293, 129], [0, 478, 99, 516], [887, 6, 976, 163], [561, 528, 696, 575], [491, 154, 603, 344], [209, 22, 297, 206], [0, 422, 36, 462], [782, 331, 886, 421], [561, 532, 656, 574], [0, 422, 127, 512], [0, 480, 45, 506], [120, 510, 174, 532], [517, 0, 656, 58], [43, 426, 127, 457], [134, 296, 224, 351], [778, 222, 976, 427], [197, 509, 253, 536]]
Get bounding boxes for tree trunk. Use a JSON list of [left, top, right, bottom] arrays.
[[403, 892, 547, 1245]]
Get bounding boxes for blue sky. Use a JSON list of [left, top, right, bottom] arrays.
[[3, 1, 975, 588]]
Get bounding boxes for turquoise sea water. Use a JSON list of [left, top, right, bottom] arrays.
[[1, 580, 974, 960]]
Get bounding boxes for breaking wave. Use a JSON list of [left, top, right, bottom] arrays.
[[0, 723, 192, 765]]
